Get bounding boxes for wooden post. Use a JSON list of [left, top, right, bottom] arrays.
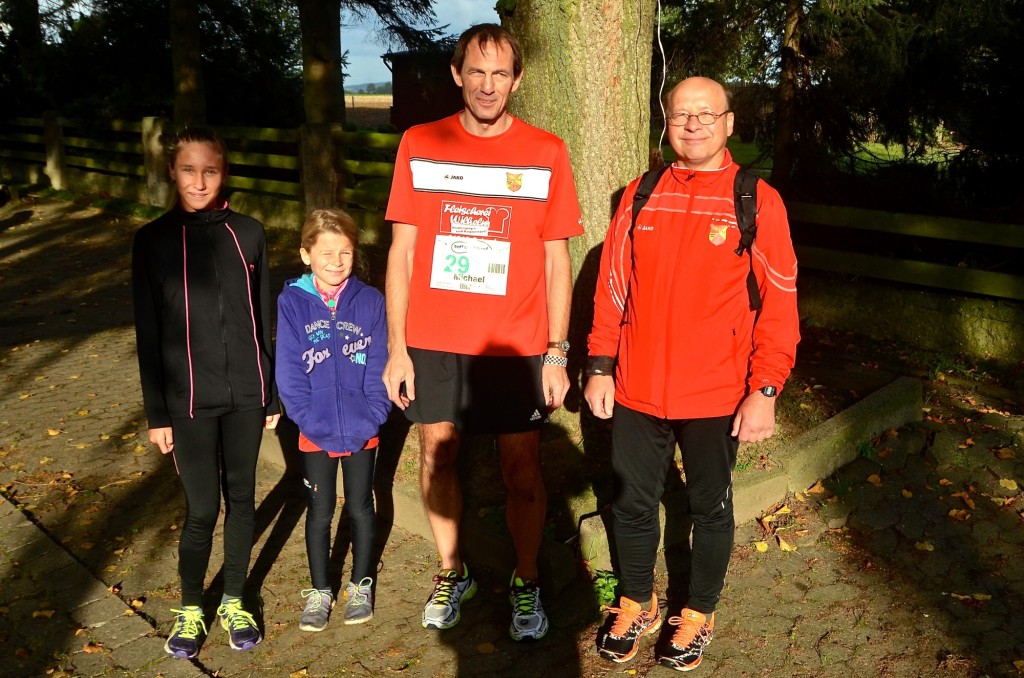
[[142, 117, 171, 207], [300, 122, 337, 211], [41, 112, 66, 190]]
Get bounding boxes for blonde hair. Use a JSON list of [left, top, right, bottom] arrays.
[[300, 208, 367, 279]]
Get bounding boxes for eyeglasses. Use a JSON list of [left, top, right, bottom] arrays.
[[666, 111, 731, 126]]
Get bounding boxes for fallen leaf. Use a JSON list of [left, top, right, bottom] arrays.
[[39, 456, 55, 465], [1013, 658, 1024, 673], [1000, 478, 1019, 492], [100, 434, 110, 440], [991, 497, 1009, 507], [807, 481, 825, 494], [948, 509, 970, 522], [32, 609, 56, 618], [120, 432, 136, 440], [14, 648, 30, 660], [902, 489, 914, 498], [80, 542, 95, 550], [939, 478, 953, 486], [877, 447, 891, 459], [19, 393, 31, 400], [108, 582, 122, 595], [0, 605, 9, 614], [914, 541, 935, 551], [754, 541, 769, 552], [130, 598, 145, 609], [777, 535, 797, 552], [289, 670, 309, 678], [951, 593, 971, 601], [477, 642, 496, 654], [867, 474, 882, 487], [774, 506, 792, 516], [82, 642, 104, 654], [47, 429, 61, 436], [794, 492, 806, 502], [78, 410, 89, 416], [74, 627, 87, 636], [995, 447, 1016, 460], [972, 593, 992, 601], [958, 438, 975, 449]]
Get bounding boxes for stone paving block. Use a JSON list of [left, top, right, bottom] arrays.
[[70, 594, 134, 627], [817, 501, 851, 529], [850, 502, 901, 532], [147, 654, 209, 677], [2, 521, 51, 551], [930, 428, 971, 469], [92, 617, 151, 652], [894, 511, 929, 540]]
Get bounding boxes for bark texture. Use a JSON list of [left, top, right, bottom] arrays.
[[772, 0, 802, 190], [501, 0, 657, 275], [298, 0, 345, 124], [169, 0, 206, 125]]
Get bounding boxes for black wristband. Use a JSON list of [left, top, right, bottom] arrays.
[[585, 355, 615, 377]]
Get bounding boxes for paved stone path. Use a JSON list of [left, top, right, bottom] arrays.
[[0, 195, 1022, 677]]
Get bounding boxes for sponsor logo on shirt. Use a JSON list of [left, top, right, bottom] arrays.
[[441, 201, 512, 238], [506, 172, 523, 192]]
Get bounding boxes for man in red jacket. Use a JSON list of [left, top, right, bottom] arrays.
[[586, 76, 799, 671]]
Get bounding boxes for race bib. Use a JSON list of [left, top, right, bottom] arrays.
[[429, 235, 510, 296]]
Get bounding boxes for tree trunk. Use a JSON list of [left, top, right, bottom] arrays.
[[297, 0, 345, 124], [500, 0, 656, 278], [772, 0, 802, 190], [8, 0, 44, 103], [169, 0, 206, 125]]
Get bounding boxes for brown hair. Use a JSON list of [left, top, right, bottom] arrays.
[[451, 23, 523, 78], [300, 208, 368, 280], [164, 126, 229, 169]]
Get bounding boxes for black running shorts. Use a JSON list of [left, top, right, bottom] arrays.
[[404, 347, 547, 434]]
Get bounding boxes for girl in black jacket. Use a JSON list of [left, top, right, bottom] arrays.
[[132, 127, 279, 659]]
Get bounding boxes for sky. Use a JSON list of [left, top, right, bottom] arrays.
[[342, 1, 499, 86]]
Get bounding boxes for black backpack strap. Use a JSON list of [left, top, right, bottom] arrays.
[[617, 165, 670, 326], [630, 165, 671, 236], [733, 167, 762, 312]]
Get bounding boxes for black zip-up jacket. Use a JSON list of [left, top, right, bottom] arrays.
[[132, 203, 279, 428]]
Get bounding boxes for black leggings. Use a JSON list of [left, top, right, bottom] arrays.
[[611, 405, 738, 613], [302, 448, 377, 590], [170, 409, 265, 607]]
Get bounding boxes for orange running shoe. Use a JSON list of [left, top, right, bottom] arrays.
[[596, 595, 663, 663], [658, 608, 715, 672]]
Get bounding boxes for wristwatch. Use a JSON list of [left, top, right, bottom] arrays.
[[759, 385, 778, 397], [547, 340, 570, 352]]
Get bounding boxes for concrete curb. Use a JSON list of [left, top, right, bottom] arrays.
[[260, 377, 923, 584], [0, 498, 206, 677], [578, 376, 924, 571]]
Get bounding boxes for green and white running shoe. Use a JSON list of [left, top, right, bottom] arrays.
[[421, 564, 477, 630], [508, 572, 548, 641]]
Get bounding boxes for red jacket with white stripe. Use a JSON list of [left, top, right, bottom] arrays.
[[587, 152, 799, 419]]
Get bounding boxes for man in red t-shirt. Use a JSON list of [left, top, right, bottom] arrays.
[[587, 77, 799, 670], [383, 23, 583, 642]]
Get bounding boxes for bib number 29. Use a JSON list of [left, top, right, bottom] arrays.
[[444, 255, 470, 274]]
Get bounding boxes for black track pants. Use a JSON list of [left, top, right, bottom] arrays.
[[611, 405, 738, 613], [302, 448, 377, 590], [170, 409, 265, 606]]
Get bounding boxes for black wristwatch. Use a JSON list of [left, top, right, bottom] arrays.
[[759, 385, 778, 397], [547, 340, 570, 352]]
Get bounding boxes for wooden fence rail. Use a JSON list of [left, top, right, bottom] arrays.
[[2, 114, 1023, 300]]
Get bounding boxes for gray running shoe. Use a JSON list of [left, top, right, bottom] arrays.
[[342, 577, 375, 625], [421, 565, 477, 630], [298, 588, 333, 632], [509, 573, 549, 641]]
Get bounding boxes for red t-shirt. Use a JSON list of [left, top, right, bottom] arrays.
[[386, 114, 583, 356]]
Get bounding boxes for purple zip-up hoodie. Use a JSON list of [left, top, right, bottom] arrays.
[[132, 203, 278, 428], [275, 274, 390, 453]]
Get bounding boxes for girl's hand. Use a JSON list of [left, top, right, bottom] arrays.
[[149, 427, 174, 454], [265, 414, 281, 430]]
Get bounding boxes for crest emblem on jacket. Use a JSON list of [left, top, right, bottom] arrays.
[[506, 172, 523, 192]]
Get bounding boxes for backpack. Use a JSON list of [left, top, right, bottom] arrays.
[[627, 164, 762, 312]]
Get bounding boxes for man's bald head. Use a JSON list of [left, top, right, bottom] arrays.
[[664, 77, 734, 172]]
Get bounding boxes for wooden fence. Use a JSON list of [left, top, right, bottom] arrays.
[[2, 115, 1023, 300], [0, 115, 398, 239]]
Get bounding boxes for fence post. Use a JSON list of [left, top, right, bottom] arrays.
[[42, 111, 66, 190], [300, 122, 338, 210], [142, 116, 171, 207]]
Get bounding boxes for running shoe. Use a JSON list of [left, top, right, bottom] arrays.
[[658, 608, 715, 672], [299, 588, 333, 632], [165, 606, 206, 659], [421, 564, 477, 630], [217, 598, 262, 651], [343, 577, 374, 625], [596, 595, 662, 663], [508, 573, 548, 641]]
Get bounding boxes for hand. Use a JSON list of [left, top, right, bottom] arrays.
[[583, 375, 615, 419], [731, 391, 777, 443], [149, 427, 174, 454], [265, 413, 281, 430], [383, 350, 415, 410], [542, 363, 569, 412]]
